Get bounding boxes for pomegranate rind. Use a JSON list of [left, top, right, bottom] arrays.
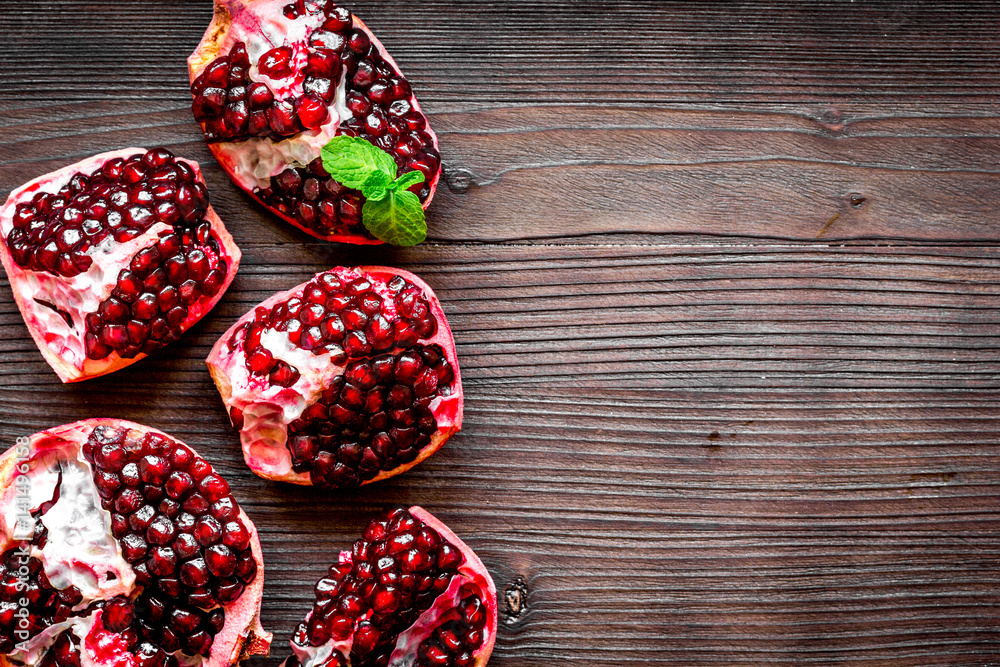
[[407, 506, 498, 667], [206, 266, 463, 487], [187, 0, 442, 245], [0, 149, 242, 383], [282, 506, 496, 667], [0, 418, 271, 666]]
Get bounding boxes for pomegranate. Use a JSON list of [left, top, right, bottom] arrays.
[[187, 0, 441, 244], [285, 506, 496, 667], [0, 148, 241, 383], [206, 266, 462, 490], [0, 419, 270, 666]]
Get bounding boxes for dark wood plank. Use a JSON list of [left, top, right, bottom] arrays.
[[1, 245, 999, 665], [4, 105, 1000, 243], [4, 1, 1000, 104], [1, 1, 999, 665]]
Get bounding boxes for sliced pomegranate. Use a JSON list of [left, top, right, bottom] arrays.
[[0, 148, 241, 383], [0, 419, 270, 666], [187, 0, 441, 244], [284, 506, 496, 667], [206, 266, 462, 490]]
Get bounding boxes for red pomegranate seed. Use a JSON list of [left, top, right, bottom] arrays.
[[102, 597, 135, 632], [296, 95, 330, 129], [258, 46, 294, 78]]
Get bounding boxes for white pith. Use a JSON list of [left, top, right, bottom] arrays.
[[34, 455, 134, 600], [198, 2, 353, 193], [0, 149, 162, 380], [230, 326, 349, 477], [1, 445, 218, 667], [19, 225, 170, 375], [0, 421, 271, 667], [0, 148, 242, 383], [207, 267, 462, 485], [8, 614, 97, 666], [388, 575, 467, 665], [281, 508, 497, 667]]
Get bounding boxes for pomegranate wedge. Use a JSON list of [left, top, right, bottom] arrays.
[[0, 419, 270, 667], [207, 266, 462, 490], [0, 148, 241, 382], [285, 506, 497, 667], [188, 0, 441, 244]]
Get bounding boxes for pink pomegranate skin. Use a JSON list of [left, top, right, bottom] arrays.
[[283, 506, 497, 667], [206, 266, 462, 489], [188, 0, 442, 244], [0, 419, 270, 667], [0, 149, 241, 383]]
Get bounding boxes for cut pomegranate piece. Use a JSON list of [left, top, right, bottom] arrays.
[[0, 419, 270, 666], [187, 0, 441, 244], [206, 266, 462, 489], [0, 148, 241, 383], [283, 506, 496, 667]]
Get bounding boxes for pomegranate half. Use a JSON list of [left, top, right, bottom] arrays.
[[0, 148, 241, 383], [0, 419, 270, 666], [206, 266, 462, 490], [285, 506, 496, 667], [187, 0, 442, 244]]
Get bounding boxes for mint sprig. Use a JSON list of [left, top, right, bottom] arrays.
[[320, 136, 428, 246]]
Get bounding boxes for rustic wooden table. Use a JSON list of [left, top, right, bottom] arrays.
[[2, 1, 999, 665]]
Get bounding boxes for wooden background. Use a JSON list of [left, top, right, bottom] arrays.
[[2, 1, 1000, 665]]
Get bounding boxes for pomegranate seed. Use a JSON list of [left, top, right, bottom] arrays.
[[180, 559, 211, 587], [139, 455, 170, 484], [198, 474, 231, 502], [347, 30, 370, 54], [203, 59, 230, 88], [323, 6, 352, 32], [269, 361, 300, 387], [230, 41, 250, 69], [165, 471, 194, 499], [306, 75, 334, 103], [296, 96, 330, 130], [223, 521, 251, 551], [368, 81, 393, 105], [258, 46, 294, 78], [276, 168, 303, 193], [224, 101, 249, 134], [247, 347, 274, 374], [247, 82, 274, 110], [270, 100, 301, 135], [173, 533, 200, 560], [307, 48, 340, 77], [235, 552, 258, 583], [103, 597, 135, 632], [205, 544, 237, 577], [345, 91, 371, 116], [352, 59, 377, 88], [216, 578, 245, 604], [146, 515, 177, 545]]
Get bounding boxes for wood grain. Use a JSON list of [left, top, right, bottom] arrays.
[[5, 105, 1000, 243], [4, 1, 1000, 104], [1, 1, 999, 665]]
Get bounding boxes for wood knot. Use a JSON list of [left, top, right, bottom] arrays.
[[502, 576, 529, 624], [444, 167, 477, 193], [819, 108, 845, 133]]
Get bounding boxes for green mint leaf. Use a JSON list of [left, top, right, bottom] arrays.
[[320, 135, 396, 189], [391, 170, 425, 193], [361, 170, 393, 201], [362, 189, 426, 246]]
